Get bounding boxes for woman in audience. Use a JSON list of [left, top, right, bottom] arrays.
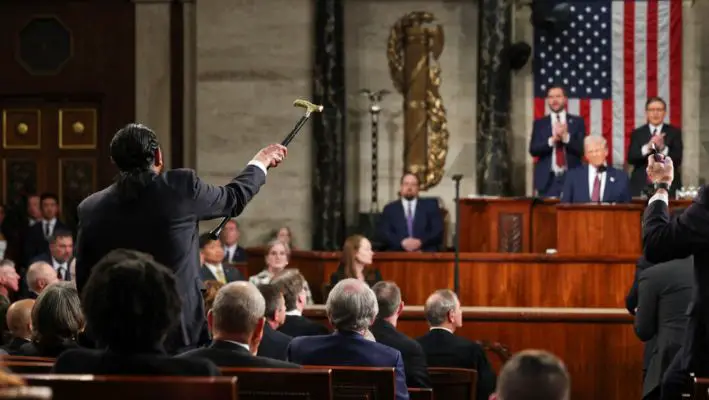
[[329, 235, 381, 288], [18, 281, 83, 357], [274, 226, 295, 249], [52, 248, 219, 375], [249, 239, 313, 304]]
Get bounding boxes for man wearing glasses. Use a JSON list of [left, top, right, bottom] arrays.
[[627, 97, 684, 197]]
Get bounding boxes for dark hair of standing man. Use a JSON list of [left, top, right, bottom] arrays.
[[80, 249, 181, 352], [109, 123, 162, 202], [495, 349, 570, 400]]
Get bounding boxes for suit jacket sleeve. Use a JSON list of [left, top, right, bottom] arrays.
[[472, 347, 496, 400], [625, 267, 640, 315], [619, 173, 632, 203], [668, 127, 683, 167], [406, 342, 431, 388], [378, 206, 403, 251], [627, 129, 647, 166], [188, 165, 267, 220], [392, 351, 409, 400], [560, 170, 573, 203], [642, 195, 704, 263], [528, 120, 553, 157], [421, 200, 443, 250], [634, 269, 659, 342], [566, 117, 585, 157]]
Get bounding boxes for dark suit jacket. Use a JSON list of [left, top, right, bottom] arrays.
[[17, 340, 80, 358], [198, 264, 244, 283], [528, 114, 585, 195], [30, 253, 73, 281], [560, 165, 631, 204], [635, 256, 693, 397], [258, 323, 292, 361], [178, 339, 300, 368], [627, 124, 683, 196], [287, 331, 408, 400], [626, 259, 658, 379], [370, 319, 430, 388], [278, 314, 329, 338], [23, 220, 69, 265], [417, 329, 496, 400], [643, 189, 709, 374], [223, 245, 247, 263], [75, 166, 266, 353], [53, 348, 220, 376], [1, 337, 29, 355], [378, 197, 443, 252]]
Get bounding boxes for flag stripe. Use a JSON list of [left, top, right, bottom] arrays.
[[602, 100, 614, 162], [590, 99, 602, 137], [634, 1, 647, 129], [579, 99, 590, 137], [612, 0, 625, 166], [669, 0, 682, 126], [657, 0, 671, 122], [623, 0, 636, 162], [647, 0, 659, 98]]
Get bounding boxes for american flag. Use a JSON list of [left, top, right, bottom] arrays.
[[533, 0, 682, 166]]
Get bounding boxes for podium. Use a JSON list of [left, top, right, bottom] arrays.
[[555, 203, 643, 255], [458, 198, 535, 252]]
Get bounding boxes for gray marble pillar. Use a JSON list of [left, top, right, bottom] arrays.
[[476, 0, 513, 195], [312, 0, 346, 250]]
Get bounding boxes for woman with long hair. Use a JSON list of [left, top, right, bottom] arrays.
[[329, 235, 382, 288]]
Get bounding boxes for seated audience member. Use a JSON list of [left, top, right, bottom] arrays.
[[250, 240, 313, 304], [256, 283, 292, 361], [490, 349, 569, 400], [25, 262, 59, 298], [275, 225, 296, 250], [52, 249, 220, 376], [30, 230, 74, 281], [179, 282, 299, 368], [378, 172, 444, 252], [202, 280, 224, 313], [560, 135, 631, 204], [371, 281, 430, 388], [220, 219, 247, 263], [199, 234, 244, 284], [0, 262, 19, 327], [330, 235, 382, 288], [23, 193, 68, 264], [417, 289, 496, 400], [635, 256, 693, 400], [271, 269, 327, 337], [2, 299, 33, 354], [18, 282, 82, 358], [287, 278, 408, 400]]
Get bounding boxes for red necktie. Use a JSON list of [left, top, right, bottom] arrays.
[[591, 173, 601, 202], [555, 114, 566, 167]]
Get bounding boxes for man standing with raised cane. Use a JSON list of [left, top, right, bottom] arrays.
[[74, 123, 287, 354], [643, 153, 709, 399]]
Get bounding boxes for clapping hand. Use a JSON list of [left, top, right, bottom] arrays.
[[646, 154, 673, 185]]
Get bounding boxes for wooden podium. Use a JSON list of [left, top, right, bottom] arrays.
[[555, 203, 644, 254]]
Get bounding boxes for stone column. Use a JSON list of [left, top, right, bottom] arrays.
[[476, 0, 513, 195], [312, 0, 346, 250]]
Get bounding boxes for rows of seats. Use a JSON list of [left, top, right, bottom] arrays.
[[0, 356, 477, 400]]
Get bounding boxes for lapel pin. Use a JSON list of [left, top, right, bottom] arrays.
[[610, 177, 615, 183]]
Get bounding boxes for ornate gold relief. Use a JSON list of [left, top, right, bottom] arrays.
[[2, 109, 41, 149], [387, 11, 449, 190], [58, 108, 97, 149]]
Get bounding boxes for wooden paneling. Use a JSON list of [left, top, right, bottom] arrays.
[[303, 306, 643, 400], [245, 250, 637, 306], [556, 204, 643, 254]]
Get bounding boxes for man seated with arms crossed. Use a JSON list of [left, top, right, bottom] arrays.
[[490, 350, 570, 400], [378, 172, 443, 252], [560, 135, 631, 204]]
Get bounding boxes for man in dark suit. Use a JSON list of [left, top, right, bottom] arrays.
[[371, 281, 430, 388], [220, 219, 247, 263], [53, 249, 220, 376], [378, 172, 443, 252], [626, 255, 658, 383], [561, 135, 631, 204], [635, 256, 693, 400], [23, 193, 69, 265], [30, 230, 74, 281], [74, 123, 287, 353], [528, 84, 586, 197], [272, 269, 329, 337], [198, 234, 244, 284], [627, 97, 683, 197], [417, 289, 496, 400], [287, 279, 408, 400], [642, 154, 706, 399], [257, 284, 292, 361], [179, 282, 299, 368]]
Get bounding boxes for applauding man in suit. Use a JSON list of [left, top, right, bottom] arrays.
[[529, 84, 586, 197], [627, 97, 683, 197], [560, 135, 631, 204]]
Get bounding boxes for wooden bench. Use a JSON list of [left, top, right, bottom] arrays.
[[408, 388, 434, 400], [0, 386, 52, 400], [3, 362, 52, 374], [0, 357, 55, 364], [220, 367, 332, 399], [694, 377, 709, 399], [303, 365, 395, 399], [20, 374, 238, 400], [429, 367, 477, 400]]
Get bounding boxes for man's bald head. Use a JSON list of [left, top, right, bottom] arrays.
[[211, 281, 265, 336], [26, 262, 59, 294], [6, 299, 34, 339]]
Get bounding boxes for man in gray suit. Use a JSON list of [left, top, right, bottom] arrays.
[[75, 123, 286, 353], [635, 256, 693, 400]]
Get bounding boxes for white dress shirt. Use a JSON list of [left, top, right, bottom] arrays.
[[641, 123, 670, 156], [224, 340, 251, 352], [429, 326, 454, 334], [53, 258, 68, 280], [649, 190, 670, 205], [224, 244, 237, 262], [285, 309, 302, 317], [205, 262, 226, 281], [42, 218, 57, 238], [587, 165, 607, 202], [547, 110, 571, 173], [401, 198, 417, 220], [247, 160, 268, 175]]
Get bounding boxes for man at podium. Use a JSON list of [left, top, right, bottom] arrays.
[[560, 135, 631, 204]]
